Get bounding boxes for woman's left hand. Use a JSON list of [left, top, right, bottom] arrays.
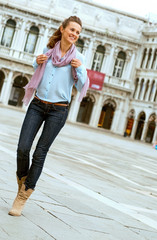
[[71, 58, 82, 68]]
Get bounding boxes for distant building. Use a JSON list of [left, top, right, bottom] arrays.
[[0, 0, 157, 143]]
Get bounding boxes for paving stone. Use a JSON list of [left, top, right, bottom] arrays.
[[0, 199, 56, 240], [50, 211, 144, 240], [130, 228, 157, 240], [23, 202, 92, 240], [36, 201, 78, 215], [1, 106, 157, 240]]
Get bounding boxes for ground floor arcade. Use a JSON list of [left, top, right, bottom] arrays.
[[0, 68, 156, 143]]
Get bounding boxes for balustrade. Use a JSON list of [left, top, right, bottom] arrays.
[[105, 75, 131, 89], [0, 45, 35, 63]]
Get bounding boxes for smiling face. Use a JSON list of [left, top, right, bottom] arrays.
[[60, 21, 81, 46]]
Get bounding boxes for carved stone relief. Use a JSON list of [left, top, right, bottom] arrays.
[[103, 97, 117, 108], [73, 4, 80, 15]]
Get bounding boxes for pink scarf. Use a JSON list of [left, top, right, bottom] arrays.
[[23, 41, 89, 106]]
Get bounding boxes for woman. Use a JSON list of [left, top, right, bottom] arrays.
[[9, 16, 89, 216]]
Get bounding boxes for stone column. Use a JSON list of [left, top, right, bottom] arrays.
[[67, 95, 76, 122], [82, 38, 90, 59], [3, 70, 13, 105], [85, 37, 97, 69], [141, 121, 148, 141], [140, 81, 146, 101], [0, 15, 6, 41], [126, 51, 135, 80], [135, 80, 141, 100], [119, 97, 130, 134], [11, 19, 24, 58], [35, 25, 48, 54], [41, 27, 49, 50], [122, 54, 130, 79], [110, 99, 120, 133], [0, 72, 7, 102], [0, 15, 3, 38], [89, 94, 103, 127], [151, 82, 156, 102], [100, 52, 108, 74], [145, 80, 152, 101], [15, 20, 26, 52], [110, 108, 118, 133], [34, 34, 42, 54], [67, 92, 81, 122], [49, 0, 57, 13], [153, 51, 157, 70], [111, 99, 124, 134], [152, 124, 157, 143], [101, 44, 112, 74], [11, 22, 21, 49], [19, 21, 30, 59], [130, 119, 138, 139], [106, 45, 116, 76]]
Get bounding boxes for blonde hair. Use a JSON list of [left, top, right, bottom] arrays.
[[47, 16, 82, 49]]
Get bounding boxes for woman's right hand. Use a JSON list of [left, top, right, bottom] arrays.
[[36, 54, 48, 64]]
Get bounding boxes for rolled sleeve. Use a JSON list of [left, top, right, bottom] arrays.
[[75, 52, 87, 91], [32, 58, 38, 70], [32, 46, 49, 70], [75, 64, 87, 91]]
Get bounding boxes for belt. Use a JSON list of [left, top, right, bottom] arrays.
[[34, 96, 69, 106]]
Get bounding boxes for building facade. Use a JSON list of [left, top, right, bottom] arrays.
[[0, 0, 157, 143]]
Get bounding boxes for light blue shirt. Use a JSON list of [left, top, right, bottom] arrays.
[[33, 47, 87, 103]]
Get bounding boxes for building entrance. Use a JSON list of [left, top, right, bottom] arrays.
[[145, 114, 156, 143], [8, 75, 28, 107], [98, 101, 116, 129], [0, 70, 5, 96], [77, 96, 94, 124], [125, 109, 135, 136], [135, 112, 145, 140]]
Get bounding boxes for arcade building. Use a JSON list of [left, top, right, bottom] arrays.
[[0, 0, 157, 143]]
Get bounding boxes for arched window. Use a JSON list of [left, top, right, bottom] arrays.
[[1, 19, 16, 47], [151, 49, 157, 69], [24, 26, 39, 54], [143, 80, 149, 100], [0, 71, 5, 95], [146, 48, 152, 68], [76, 39, 84, 53], [8, 76, 28, 107], [133, 78, 139, 98], [149, 80, 155, 101], [113, 51, 126, 78], [92, 45, 105, 72], [138, 79, 144, 100], [140, 48, 147, 68]]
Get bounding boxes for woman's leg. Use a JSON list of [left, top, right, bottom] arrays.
[[25, 105, 68, 190], [9, 99, 45, 216], [16, 99, 44, 180]]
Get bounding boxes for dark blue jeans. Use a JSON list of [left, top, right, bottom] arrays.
[[16, 98, 68, 190]]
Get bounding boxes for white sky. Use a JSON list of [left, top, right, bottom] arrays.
[[93, 0, 157, 20]]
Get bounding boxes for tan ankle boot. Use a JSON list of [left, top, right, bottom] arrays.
[[17, 175, 27, 194], [8, 184, 34, 216]]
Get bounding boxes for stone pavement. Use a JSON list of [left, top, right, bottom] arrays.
[[0, 105, 157, 240]]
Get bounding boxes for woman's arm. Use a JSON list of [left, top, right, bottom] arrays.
[[71, 54, 87, 91], [32, 47, 49, 70]]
